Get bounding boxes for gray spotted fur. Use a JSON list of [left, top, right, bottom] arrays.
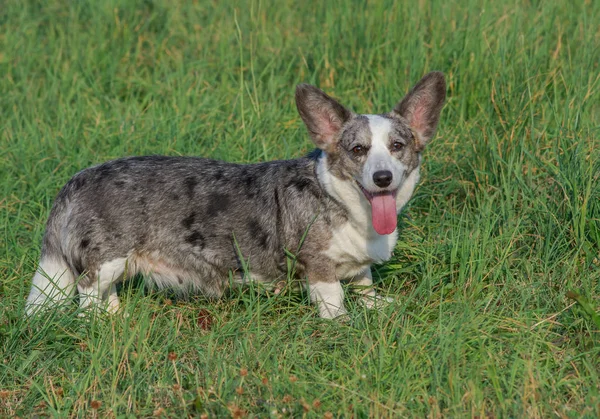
[[43, 155, 347, 296]]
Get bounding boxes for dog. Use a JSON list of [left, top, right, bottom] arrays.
[[25, 72, 446, 319]]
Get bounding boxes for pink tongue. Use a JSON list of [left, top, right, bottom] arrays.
[[369, 192, 397, 235]]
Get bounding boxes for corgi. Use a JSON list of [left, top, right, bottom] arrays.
[[25, 72, 446, 319]]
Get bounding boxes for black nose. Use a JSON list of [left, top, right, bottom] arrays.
[[373, 170, 393, 188]]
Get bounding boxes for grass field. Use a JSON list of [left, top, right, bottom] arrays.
[[1, 0, 599, 417]]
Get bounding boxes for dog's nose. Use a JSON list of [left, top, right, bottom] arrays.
[[373, 170, 393, 188]]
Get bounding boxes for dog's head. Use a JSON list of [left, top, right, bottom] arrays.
[[296, 72, 446, 235]]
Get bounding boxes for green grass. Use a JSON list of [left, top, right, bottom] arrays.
[[1, 0, 599, 417]]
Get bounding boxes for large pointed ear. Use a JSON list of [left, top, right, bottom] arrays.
[[393, 72, 446, 149], [295, 84, 352, 152]]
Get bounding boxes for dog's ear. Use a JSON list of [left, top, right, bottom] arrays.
[[295, 84, 351, 152], [392, 72, 446, 149]]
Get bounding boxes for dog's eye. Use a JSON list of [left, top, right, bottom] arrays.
[[352, 145, 365, 155], [391, 141, 404, 151]]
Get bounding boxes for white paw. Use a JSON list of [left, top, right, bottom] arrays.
[[77, 302, 121, 318], [359, 294, 394, 310], [106, 298, 120, 314], [318, 304, 348, 320]]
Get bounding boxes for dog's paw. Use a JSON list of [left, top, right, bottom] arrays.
[[319, 310, 351, 323], [358, 294, 394, 310], [77, 302, 123, 319], [318, 305, 348, 320], [334, 313, 351, 323]]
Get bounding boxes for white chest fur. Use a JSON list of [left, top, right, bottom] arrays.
[[325, 222, 398, 279]]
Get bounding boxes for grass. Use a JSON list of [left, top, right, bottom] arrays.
[[1, 0, 599, 416]]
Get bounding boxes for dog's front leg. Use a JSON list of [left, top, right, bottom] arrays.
[[306, 265, 347, 319], [352, 268, 393, 310]]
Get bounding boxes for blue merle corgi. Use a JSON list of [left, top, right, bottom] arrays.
[[26, 72, 446, 319]]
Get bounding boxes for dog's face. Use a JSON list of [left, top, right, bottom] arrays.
[[296, 72, 446, 234], [331, 113, 419, 191]]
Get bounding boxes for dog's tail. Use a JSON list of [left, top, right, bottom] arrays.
[[25, 179, 83, 316], [25, 252, 77, 316], [25, 204, 78, 315]]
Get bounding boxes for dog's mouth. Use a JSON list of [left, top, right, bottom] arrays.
[[357, 182, 398, 235]]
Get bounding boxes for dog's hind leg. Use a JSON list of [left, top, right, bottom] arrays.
[[351, 268, 393, 310], [78, 258, 127, 314]]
